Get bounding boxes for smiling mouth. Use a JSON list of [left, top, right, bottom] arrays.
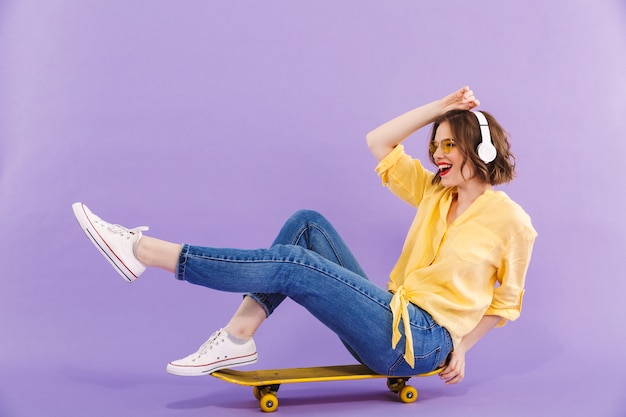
[[438, 164, 452, 176]]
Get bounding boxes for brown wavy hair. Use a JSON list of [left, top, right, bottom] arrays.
[[428, 110, 516, 186]]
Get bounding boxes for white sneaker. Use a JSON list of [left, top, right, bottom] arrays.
[[72, 202, 148, 283], [167, 329, 258, 376]]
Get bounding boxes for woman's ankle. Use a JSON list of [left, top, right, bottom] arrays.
[[134, 236, 181, 272]]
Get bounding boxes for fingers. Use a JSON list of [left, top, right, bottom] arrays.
[[462, 87, 480, 109], [441, 370, 464, 384], [442, 86, 480, 112], [440, 362, 465, 385], [444, 370, 464, 384]]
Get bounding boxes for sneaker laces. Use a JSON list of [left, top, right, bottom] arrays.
[[109, 224, 149, 239], [195, 329, 226, 357], [94, 215, 149, 239]]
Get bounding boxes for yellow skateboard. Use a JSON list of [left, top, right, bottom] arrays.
[[211, 364, 442, 412]]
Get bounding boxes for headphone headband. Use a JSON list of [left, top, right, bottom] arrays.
[[472, 111, 497, 163]]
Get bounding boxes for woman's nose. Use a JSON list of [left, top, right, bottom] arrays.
[[432, 143, 445, 158]]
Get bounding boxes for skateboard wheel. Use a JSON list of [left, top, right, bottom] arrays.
[[386, 377, 406, 393], [399, 385, 418, 403], [260, 393, 278, 412]]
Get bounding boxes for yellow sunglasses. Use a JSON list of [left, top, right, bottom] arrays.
[[429, 138, 456, 155]]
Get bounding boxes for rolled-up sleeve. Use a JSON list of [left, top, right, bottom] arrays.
[[375, 145, 434, 208], [376, 145, 410, 186], [486, 226, 537, 326]]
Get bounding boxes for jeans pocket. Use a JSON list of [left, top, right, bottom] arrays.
[[388, 346, 442, 376]]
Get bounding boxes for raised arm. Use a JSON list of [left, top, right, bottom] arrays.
[[366, 86, 480, 162]]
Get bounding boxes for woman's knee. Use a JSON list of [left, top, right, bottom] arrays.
[[289, 209, 326, 225]]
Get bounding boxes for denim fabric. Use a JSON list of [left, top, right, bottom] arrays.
[[176, 210, 452, 376]]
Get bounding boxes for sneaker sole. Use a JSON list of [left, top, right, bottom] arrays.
[[72, 202, 137, 283], [166, 353, 259, 377]]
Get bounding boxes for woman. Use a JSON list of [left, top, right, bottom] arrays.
[[72, 86, 536, 385]]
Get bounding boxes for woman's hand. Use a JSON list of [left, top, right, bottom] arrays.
[[440, 86, 480, 113], [438, 315, 500, 385], [439, 347, 466, 385]]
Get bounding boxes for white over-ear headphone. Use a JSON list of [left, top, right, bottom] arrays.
[[472, 111, 497, 163]]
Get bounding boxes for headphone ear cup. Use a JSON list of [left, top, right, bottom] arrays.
[[472, 111, 497, 164], [477, 142, 497, 163]]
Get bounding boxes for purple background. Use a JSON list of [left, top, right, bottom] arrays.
[[1, 1, 625, 416]]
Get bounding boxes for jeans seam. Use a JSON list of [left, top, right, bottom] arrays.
[[184, 252, 390, 310], [292, 221, 347, 269]]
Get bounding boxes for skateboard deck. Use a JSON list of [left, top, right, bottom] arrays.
[[212, 364, 442, 412]]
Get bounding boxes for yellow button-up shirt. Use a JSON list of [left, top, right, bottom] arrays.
[[376, 145, 536, 367]]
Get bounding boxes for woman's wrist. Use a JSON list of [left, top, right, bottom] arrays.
[[437, 96, 458, 114]]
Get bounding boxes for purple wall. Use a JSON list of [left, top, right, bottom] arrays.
[[1, 1, 625, 416]]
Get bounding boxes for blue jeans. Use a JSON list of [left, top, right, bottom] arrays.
[[176, 210, 452, 376]]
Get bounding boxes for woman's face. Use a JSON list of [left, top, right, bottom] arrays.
[[431, 121, 477, 189]]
